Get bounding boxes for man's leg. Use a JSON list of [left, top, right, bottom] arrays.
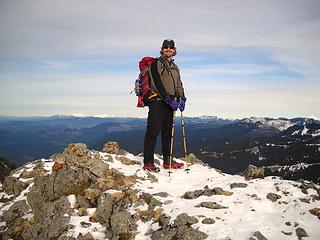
[[161, 107, 173, 164], [144, 101, 167, 165]]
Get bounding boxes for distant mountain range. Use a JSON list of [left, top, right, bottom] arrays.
[[0, 115, 319, 183]]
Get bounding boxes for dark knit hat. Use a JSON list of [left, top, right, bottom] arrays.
[[162, 39, 175, 48]]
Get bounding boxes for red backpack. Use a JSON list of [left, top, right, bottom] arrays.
[[134, 57, 156, 107]]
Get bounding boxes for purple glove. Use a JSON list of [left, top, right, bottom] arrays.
[[179, 96, 187, 112], [163, 96, 179, 111]]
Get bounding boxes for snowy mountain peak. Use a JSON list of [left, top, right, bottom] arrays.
[[0, 142, 319, 240], [242, 117, 294, 131]]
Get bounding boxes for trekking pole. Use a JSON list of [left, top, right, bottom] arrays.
[[169, 111, 176, 176], [181, 111, 190, 172]]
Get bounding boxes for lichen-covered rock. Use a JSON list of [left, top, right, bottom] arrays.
[[115, 155, 140, 165], [110, 211, 137, 239], [2, 200, 30, 225], [182, 190, 204, 199], [151, 228, 178, 240], [266, 193, 282, 202], [296, 227, 308, 239], [158, 214, 171, 229], [230, 182, 248, 189], [103, 141, 126, 154], [196, 201, 228, 209], [173, 213, 199, 227], [22, 196, 72, 240], [202, 218, 215, 224], [2, 176, 29, 196], [95, 193, 114, 226], [243, 164, 264, 180], [175, 225, 208, 240], [309, 208, 320, 219], [27, 166, 92, 221], [82, 187, 102, 205]]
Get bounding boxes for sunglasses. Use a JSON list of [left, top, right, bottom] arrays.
[[163, 45, 175, 50]]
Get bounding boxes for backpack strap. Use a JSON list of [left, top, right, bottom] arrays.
[[149, 58, 167, 99]]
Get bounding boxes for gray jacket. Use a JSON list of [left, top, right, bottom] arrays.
[[150, 56, 184, 98]]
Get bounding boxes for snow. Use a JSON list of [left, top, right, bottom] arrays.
[[1, 151, 320, 240], [243, 117, 294, 131], [67, 194, 77, 209], [301, 125, 309, 135]]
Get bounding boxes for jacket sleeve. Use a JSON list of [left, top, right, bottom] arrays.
[[149, 59, 167, 99], [176, 65, 185, 97]]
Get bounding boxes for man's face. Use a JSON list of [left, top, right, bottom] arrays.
[[162, 45, 175, 58]]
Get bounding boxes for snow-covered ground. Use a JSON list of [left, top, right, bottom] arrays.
[[1, 152, 319, 240]]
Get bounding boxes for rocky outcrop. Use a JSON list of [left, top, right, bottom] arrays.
[[1, 141, 319, 240]]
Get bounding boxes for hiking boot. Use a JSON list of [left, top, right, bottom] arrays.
[[163, 161, 184, 169], [143, 165, 160, 172]]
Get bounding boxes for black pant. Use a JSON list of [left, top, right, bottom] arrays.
[[144, 100, 173, 165]]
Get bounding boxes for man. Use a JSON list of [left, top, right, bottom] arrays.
[[143, 39, 187, 172]]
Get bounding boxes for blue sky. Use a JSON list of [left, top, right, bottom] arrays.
[[0, 0, 319, 119]]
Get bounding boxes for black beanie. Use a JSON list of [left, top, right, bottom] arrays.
[[162, 39, 175, 48]]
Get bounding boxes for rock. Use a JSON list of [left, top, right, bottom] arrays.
[[4, 217, 31, 239], [153, 192, 169, 198], [266, 193, 282, 202], [20, 169, 35, 178], [82, 187, 101, 204], [173, 213, 199, 226], [83, 157, 109, 178], [249, 231, 268, 240], [212, 187, 233, 196], [158, 214, 171, 229], [182, 190, 204, 199], [151, 228, 177, 240], [309, 208, 320, 219], [185, 153, 204, 165], [80, 222, 91, 228], [202, 218, 215, 224], [2, 200, 30, 225], [76, 195, 92, 208], [115, 156, 140, 165], [281, 231, 292, 236], [78, 208, 87, 216], [22, 196, 72, 240], [230, 182, 248, 189], [299, 198, 310, 203], [243, 164, 264, 180], [103, 141, 125, 154], [27, 167, 92, 221], [33, 161, 48, 176], [141, 192, 162, 208], [197, 201, 228, 209], [96, 193, 114, 226], [137, 209, 155, 222], [296, 227, 308, 239], [99, 169, 137, 190], [77, 232, 94, 240], [146, 172, 158, 183], [110, 211, 137, 239], [2, 176, 29, 196], [176, 225, 208, 240]]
